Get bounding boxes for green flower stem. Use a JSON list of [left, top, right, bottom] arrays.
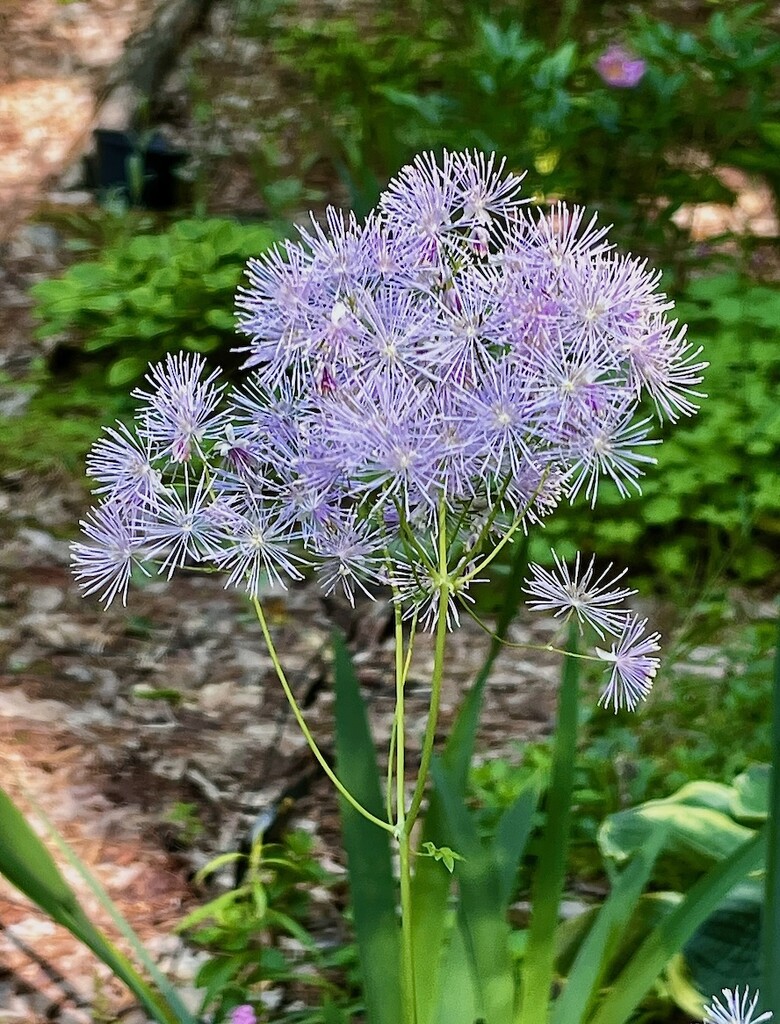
[[394, 601, 419, 1024], [386, 716, 397, 825], [406, 501, 450, 833], [394, 498, 437, 571], [251, 596, 394, 836], [518, 624, 580, 1024], [399, 831, 418, 1024], [460, 512, 527, 584], [463, 603, 597, 661], [455, 476, 511, 564], [455, 470, 547, 582]]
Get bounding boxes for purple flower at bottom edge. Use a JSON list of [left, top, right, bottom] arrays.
[[596, 45, 647, 88], [229, 1005, 258, 1024], [702, 987, 773, 1024]]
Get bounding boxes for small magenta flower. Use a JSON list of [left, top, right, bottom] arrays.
[[702, 987, 773, 1024], [596, 45, 647, 88], [229, 1006, 257, 1024]]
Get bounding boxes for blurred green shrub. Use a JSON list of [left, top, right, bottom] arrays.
[[31, 217, 279, 388], [253, 1, 779, 260]]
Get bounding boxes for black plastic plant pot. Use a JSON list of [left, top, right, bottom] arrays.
[[92, 129, 188, 210]]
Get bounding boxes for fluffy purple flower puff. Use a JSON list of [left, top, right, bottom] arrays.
[[72, 151, 705, 706]]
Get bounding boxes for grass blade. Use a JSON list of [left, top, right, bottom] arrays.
[[0, 785, 182, 1024], [410, 536, 530, 1023], [495, 775, 541, 907], [434, 916, 481, 1024], [332, 631, 402, 1024], [587, 827, 767, 1024], [551, 829, 668, 1024], [518, 625, 579, 1024], [431, 758, 516, 1024]]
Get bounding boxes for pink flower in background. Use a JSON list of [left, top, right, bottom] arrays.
[[596, 45, 647, 88], [230, 1006, 257, 1024]]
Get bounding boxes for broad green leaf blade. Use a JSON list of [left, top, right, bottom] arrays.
[[332, 632, 402, 1024], [0, 785, 180, 1024], [434, 917, 481, 1024], [409, 795, 452, 1024], [599, 780, 754, 874], [519, 626, 579, 1024], [0, 785, 80, 912], [495, 774, 540, 908], [32, 791, 197, 1024], [551, 829, 668, 1024], [431, 758, 515, 1024], [679, 880, 763, 999], [587, 828, 767, 1024], [731, 764, 770, 822], [411, 536, 530, 1024]]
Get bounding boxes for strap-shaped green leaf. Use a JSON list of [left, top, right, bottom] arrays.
[[433, 915, 481, 1024], [431, 758, 517, 1024], [518, 625, 580, 1024], [410, 537, 530, 1024], [0, 784, 78, 912], [587, 827, 767, 1024], [763, 612, 780, 1017], [0, 785, 183, 1024], [332, 631, 402, 1024], [495, 775, 540, 908], [552, 828, 668, 1024]]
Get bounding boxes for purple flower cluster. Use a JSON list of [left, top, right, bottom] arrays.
[[72, 150, 705, 643]]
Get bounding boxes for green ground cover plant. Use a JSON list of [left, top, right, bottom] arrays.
[[0, 216, 279, 476], [30, 217, 279, 388], [235, 1, 779, 263]]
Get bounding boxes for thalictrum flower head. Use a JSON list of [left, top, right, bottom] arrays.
[[702, 988, 772, 1024], [524, 551, 636, 639], [73, 149, 703, 649], [596, 615, 661, 712], [71, 503, 149, 608]]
